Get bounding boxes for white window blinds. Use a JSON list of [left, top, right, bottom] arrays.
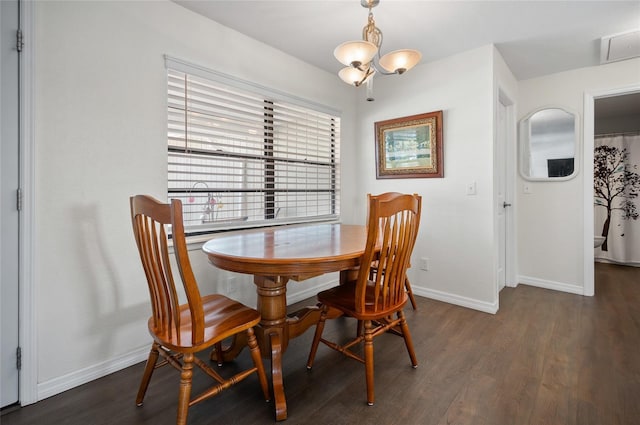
[[166, 59, 341, 233]]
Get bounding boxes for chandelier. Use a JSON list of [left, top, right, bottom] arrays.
[[334, 0, 422, 101]]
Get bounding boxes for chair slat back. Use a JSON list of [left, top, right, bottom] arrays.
[[130, 195, 205, 345], [356, 192, 421, 314]]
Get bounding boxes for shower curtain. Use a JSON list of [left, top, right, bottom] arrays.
[[594, 132, 640, 266]]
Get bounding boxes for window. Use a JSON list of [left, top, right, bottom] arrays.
[[166, 57, 341, 234]]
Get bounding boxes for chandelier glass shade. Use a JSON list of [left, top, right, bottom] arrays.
[[334, 0, 421, 97], [378, 49, 422, 74], [338, 66, 373, 86], [334, 40, 378, 68]]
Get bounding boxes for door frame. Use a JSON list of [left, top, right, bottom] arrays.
[[1, 0, 21, 407], [495, 85, 517, 305], [583, 83, 640, 297], [17, 0, 36, 405]]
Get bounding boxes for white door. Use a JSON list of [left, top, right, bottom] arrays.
[[496, 98, 509, 291], [1, 0, 21, 408]]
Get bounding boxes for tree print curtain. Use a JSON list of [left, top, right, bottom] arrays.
[[594, 133, 640, 266]]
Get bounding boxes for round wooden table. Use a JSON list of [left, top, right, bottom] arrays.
[[202, 223, 367, 421]]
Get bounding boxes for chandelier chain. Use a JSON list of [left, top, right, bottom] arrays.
[[363, 12, 382, 50]]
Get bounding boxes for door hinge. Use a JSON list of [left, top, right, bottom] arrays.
[[16, 346, 22, 370], [17, 188, 23, 211], [16, 29, 24, 53]]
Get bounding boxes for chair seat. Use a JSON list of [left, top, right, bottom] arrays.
[[149, 294, 261, 352], [317, 281, 408, 321]]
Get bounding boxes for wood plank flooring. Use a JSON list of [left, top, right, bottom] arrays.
[[2, 262, 639, 424]]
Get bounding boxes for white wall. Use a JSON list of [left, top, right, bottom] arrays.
[[35, 0, 634, 403], [342, 45, 500, 312], [33, 0, 355, 398], [517, 57, 640, 293]]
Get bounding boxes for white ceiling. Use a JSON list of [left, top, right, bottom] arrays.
[[173, 0, 640, 81]]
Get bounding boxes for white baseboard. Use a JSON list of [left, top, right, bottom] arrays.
[[37, 279, 503, 401], [595, 257, 640, 267], [35, 281, 336, 402], [286, 279, 338, 305], [291, 280, 501, 314], [37, 345, 150, 401], [518, 275, 585, 295], [412, 286, 498, 314]]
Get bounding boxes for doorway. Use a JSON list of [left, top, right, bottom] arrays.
[[496, 87, 516, 298], [593, 93, 640, 264], [583, 85, 640, 296]]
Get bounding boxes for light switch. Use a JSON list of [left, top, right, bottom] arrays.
[[466, 182, 477, 195]]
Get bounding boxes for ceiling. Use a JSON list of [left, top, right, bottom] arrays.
[[173, 0, 640, 81]]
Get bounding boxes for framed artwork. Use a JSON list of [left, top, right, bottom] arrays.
[[374, 110, 443, 179]]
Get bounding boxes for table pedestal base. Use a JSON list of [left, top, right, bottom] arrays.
[[211, 272, 349, 421]]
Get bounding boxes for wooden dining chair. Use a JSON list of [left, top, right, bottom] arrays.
[[306, 192, 421, 406], [130, 195, 270, 425], [365, 206, 418, 310]]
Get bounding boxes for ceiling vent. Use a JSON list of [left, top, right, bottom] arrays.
[[600, 29, 640, 64]]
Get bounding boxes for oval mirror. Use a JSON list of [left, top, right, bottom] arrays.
[[519, 107, 579, 181]]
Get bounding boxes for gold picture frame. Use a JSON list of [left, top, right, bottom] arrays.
[[375, 111, 443, 179]]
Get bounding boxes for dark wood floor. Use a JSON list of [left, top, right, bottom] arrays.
[[3, 262, 639, 425]]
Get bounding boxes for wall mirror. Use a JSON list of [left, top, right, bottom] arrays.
[[519, 106, 579, 181]]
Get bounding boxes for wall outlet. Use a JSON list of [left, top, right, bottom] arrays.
[[226, 277, 237, 293], [419, 257, 429, 271]]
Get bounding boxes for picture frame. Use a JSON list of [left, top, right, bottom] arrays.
[[374, 110, 443, 179]]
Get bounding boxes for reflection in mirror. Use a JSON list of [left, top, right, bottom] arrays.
[[519, 107, 578, 180]]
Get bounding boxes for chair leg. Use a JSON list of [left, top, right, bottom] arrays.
[[213, 342, 224, 366], [307, 306, 328, 369], [176, 353, 194, 425], [398, 311, 418, 367], [363, 320, 375, 406], [405, 277, 418, 310], [136, 342, 160, 406], [246, 327, 271, 402]]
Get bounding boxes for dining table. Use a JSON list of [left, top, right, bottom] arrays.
[[202, 222, 367, 421]]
